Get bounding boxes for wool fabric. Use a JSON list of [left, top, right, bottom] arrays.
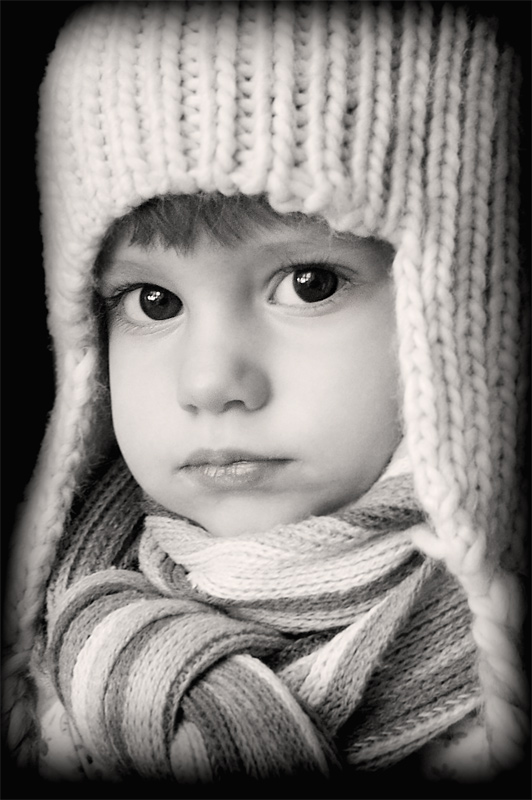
[[3, 0, 528, 782], [45, 450, 480, 782]]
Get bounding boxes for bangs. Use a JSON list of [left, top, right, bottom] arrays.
[[95, 193, 308, 272]]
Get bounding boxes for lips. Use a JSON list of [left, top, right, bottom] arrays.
[[180, 449, 292, 490], [182, 449, 280, 467]]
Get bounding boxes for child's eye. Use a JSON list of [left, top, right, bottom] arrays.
[[118, 285, 183, 322], [273, 267, 340, 305]]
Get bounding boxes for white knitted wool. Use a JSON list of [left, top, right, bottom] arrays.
[[4, 0, 528, 779]]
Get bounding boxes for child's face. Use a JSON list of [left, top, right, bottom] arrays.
[[100, 215, 401, 536]]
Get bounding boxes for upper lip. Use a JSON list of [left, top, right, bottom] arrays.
[[181, 449, 288, 467]]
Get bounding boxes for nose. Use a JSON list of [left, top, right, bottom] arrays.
[[176, 315, 271, 415]]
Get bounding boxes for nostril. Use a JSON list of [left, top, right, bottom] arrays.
[[183, 403, 200, 415], [222, 399, 250, 412]]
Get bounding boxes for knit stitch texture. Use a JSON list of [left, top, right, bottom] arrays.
[[45, 451, 480, 782]]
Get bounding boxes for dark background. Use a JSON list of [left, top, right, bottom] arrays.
[[1, 1, 530, 799], [2, 0, 88, 541]]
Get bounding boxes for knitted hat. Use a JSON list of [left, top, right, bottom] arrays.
[[4, 0, 529, 779]]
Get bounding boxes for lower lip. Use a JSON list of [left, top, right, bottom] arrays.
[[180, 460, 291, 490]]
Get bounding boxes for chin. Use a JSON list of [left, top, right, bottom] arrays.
[[194, 503, 312, 538]]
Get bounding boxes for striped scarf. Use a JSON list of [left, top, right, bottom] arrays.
[[45, 450, 480, 783]]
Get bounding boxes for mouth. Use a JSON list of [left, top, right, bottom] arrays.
[[179, 449, 293, 490]]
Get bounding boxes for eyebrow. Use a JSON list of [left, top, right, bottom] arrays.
[[96, 258, 166, 293], [96, 229, 394, 292]]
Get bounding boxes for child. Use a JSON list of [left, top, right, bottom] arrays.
[[3, 0, 529, 793]]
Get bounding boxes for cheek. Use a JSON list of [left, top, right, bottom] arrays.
[[108, 338, 172, 459], [305, 344, 400, 449], [279, 306, 399, 422], [275, 309, 401, 475]]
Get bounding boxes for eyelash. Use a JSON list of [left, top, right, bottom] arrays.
[[98, 260, 358, 329], [273, 258, 353, 304], [100, 283, 148, 313]]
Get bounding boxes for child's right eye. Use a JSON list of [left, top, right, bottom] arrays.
[[135, 286, 183, 320], [106, 285, 183, 323]]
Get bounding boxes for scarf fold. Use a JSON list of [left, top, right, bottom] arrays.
[[45, 450, 481, 783]]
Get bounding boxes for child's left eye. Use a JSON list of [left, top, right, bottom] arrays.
[[273, 267, 340, 305]]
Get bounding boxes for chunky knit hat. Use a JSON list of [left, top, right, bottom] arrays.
[[4, 0, 529, 781]]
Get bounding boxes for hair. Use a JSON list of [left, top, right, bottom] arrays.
[[96, 192, 301, 266], [93, 190, 395, 289]]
